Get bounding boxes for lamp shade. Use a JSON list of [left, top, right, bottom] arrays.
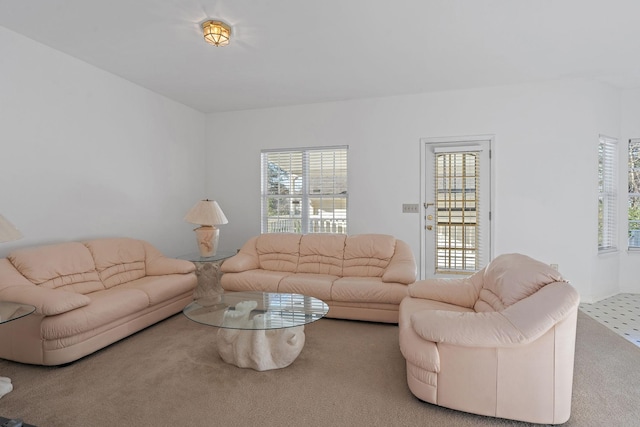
[[184, 200, 228, 226], [0, 215, 23, 243]]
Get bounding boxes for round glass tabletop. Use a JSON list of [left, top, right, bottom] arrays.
[[0, 301, 35, 325], [183, 292, 329, 330], [177, 251, 237, 263]]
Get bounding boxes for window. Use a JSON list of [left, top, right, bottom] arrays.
[[261, 146, 348, 234], [628, 139, 640, 249], [435, 151, 481, 272], [598, 135, 617, 252]]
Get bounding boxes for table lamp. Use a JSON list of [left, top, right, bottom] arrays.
[[184, 199, 228, 257], [0, 214, 22, 243], [0, 214, 23, 399]]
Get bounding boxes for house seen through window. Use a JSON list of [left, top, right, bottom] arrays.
[[261, 146, 348, 234]]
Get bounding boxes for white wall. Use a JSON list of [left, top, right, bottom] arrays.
[[0, 26, 206, 257], [206, 78, 621, 301], [0, 23, 626, 301]]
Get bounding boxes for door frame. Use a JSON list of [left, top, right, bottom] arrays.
[[419, 135, 495, 280]]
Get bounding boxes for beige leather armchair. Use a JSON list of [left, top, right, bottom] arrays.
[[399, 253, 580, 424]]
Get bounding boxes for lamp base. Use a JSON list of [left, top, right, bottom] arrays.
[[194, 226, 219, 257]]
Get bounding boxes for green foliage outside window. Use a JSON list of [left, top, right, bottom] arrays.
[[629, 140, 640, 246]]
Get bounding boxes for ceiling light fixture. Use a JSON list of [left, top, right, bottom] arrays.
[[202, 20, 231, 47]]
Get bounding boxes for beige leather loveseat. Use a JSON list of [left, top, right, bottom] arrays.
[[399, 253, 580, 424], [221, 233, 416, 323], [0, 237, 197, 366]]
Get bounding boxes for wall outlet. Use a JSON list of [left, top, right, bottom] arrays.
[[550, 264, 559, 271], [402, 204, 419, 213]]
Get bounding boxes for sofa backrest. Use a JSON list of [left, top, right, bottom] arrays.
[[5, 237, 164, 294], [8, 242, 104, 294], [84, 238, 147, 288], [298, 234, 346, 276], [249, 233, 401, 278], [342, 234, 396, 278], [473, 253, 566, 312], [256, 234, 302, 272]]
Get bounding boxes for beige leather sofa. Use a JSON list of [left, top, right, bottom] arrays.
[[0, 237, 197, 366], [399, 253, 580, 425], [220, 233, 417, 323]]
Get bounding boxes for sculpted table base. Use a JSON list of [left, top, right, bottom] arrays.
[[217, 325, 305, 371], [183, 292, 328, 371]]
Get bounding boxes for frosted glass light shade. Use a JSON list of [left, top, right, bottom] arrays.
[[202, 20, 231, 47], [184, 200, 228, 226], [0, 215, 22, 243]]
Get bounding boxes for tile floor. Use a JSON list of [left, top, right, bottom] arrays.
[[579, 293, 640, 347]]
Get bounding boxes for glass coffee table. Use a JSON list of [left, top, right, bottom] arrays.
[[183, 292, 328, 371]]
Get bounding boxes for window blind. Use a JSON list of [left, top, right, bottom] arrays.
[[598, 135, 617, 252]]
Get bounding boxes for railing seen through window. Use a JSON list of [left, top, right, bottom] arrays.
[[261, 146, 348, 234]]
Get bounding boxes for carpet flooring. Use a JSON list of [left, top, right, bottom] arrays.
[[0, 310, 638, 426]]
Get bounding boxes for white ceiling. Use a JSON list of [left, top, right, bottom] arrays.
[[2, 0, 640, 113]]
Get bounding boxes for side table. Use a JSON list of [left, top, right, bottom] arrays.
[[177, 251, 237, 299], [1, 301, 35, 401]]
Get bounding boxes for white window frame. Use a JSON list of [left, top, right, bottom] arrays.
[[260, 146, 348, 234], [598, 135, 618, 253]]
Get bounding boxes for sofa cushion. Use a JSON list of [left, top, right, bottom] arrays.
[[40, 288, 149, 340], [256, 234, 302, 272], [342, 234, 395, 277], [8, 242, 103, 294], [331, 277, 408, 304], [221, 270, 293, 292], [297, 234, 345, 276], [278, 273, 337, 301], [120, 274, 197, 305], [478, 253, 565, 310], [84, 238, 146, 288]]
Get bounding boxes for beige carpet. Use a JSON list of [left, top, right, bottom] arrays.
[[0, 311, 638, 426]]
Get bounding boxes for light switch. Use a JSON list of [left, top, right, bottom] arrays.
[[402, 204, 419, 213]]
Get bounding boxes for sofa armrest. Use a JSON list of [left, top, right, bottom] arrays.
[[220, 253, 259, 273], [410, 310, 525, 347], [143, 242, 196, 276], [0, 284, 90, 316], [410, 282, 580, 347], [501, 281, 580, 339], [146, 257, 196, 276], [408, 269, 484, 309], [220, 237, 260, 273], [382, 240, 417, 284]]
